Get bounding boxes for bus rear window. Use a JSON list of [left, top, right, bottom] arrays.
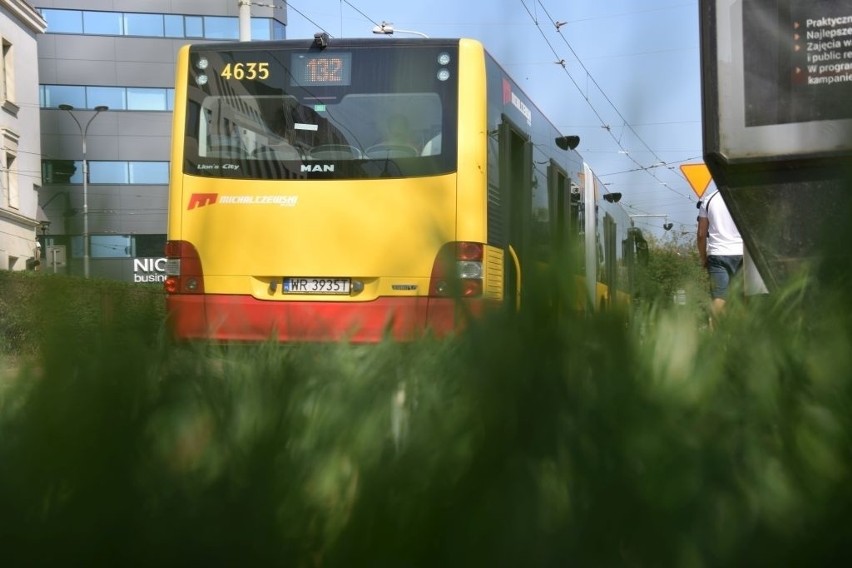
[[183, 44, 458, 180], [199, 93, 442, 161]]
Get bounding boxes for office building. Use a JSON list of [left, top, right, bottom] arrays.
[[36, 0, 287, 280]]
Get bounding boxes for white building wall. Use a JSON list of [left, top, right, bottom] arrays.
[[0, 0, 46, 270]]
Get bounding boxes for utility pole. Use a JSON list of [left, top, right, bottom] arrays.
[[239, 0, 251, 41]]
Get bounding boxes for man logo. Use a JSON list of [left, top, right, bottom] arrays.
[[187, 193, 218, 210], [301, 164, 335, 173]]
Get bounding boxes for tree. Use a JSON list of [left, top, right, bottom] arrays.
[[638, 230, 708, 312]]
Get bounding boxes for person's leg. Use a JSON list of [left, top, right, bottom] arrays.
[[707, 256, 732, 328]]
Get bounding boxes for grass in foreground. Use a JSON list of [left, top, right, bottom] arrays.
[[1, 266, 851, 566]]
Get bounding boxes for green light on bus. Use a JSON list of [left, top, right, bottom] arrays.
[[314, 104, 327, 112]]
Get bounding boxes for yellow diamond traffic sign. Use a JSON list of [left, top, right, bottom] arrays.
[[680, 163, 713, 198]]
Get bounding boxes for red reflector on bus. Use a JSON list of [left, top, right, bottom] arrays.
[[461, 279, 482, 297]]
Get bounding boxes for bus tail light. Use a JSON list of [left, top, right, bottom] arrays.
[[429, 241, 483, 297], [164, 240, 205, 294]]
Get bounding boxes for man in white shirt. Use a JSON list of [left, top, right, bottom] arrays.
[[697, 189, 743, 322]]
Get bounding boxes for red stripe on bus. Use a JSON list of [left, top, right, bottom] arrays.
[[166, 295, 489, 343]]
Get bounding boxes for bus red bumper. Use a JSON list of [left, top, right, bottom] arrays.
[[166, 295, 487, 342]]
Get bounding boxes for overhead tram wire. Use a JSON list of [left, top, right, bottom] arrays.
[[535, 0, 692, 166], [538, 0, 672, 169], [290, 1, 692, 219], [515, 1, 665, 191], [289, 0, 386, 38], [539, 1, 696, 204], [286, 1, 335, 37], [340, 0, 384, 29], [531, 0, 693, 202], [519, 0, 695, 205], [517, 1, 659, 187], [603, 155, 704, 176]]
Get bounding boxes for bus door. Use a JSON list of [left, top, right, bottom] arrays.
[[548, 161, 570, 254], [498, 117, 532, 307], [549, 161, 572, 312], [624, 227, 648, 299], [603, 213, 617, 306]]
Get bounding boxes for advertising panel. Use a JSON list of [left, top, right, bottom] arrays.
[[711, 0, 852, 160]]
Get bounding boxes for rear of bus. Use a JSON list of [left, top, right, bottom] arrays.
[[165, 38, 493, 342]]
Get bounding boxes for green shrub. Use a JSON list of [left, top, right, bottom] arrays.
[[0, 272, 165, 357]]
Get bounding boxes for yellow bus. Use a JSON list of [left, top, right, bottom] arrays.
[[165, 36, 644, 342]]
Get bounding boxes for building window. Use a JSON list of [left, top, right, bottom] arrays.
[[87, 86, 126, 110], [89, 161, 129, 184], [40, 8, 282, 41], [134, 234, 166, 257], [71, 234, 166, 259], [123, 13, 164, 37], [251, 19, 270, 40], [3, 151, 21, 209], [72, 235, 133, 259], [164, 15, 185, 38], [2, 128, 19, 208], [127, 87, 169, 111], [83, 11, 122, 35], [203, 16, 239, 40], [6, 152, 18, 209], [92, 235, 132, 258], [40, 9, 83, 33], [40, 85, 86, 109], [40, 85, 174, 111], [41, 160, 77, 184], [184, 16, 204, 38], [272, 20, 286, 40], [1, 38, 13, 104], [42, 160, 169, 185], [129, 162, 169, 184]]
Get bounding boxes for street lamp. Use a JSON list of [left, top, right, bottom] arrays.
[[58, 103, 108, 278], [372, 21, 430, 38]]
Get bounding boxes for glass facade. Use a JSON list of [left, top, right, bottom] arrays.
[[83, 11, 121, 35], [37, 4, 287, 280], [42, 160, 170, 185], [124, 13, 164, 37], [40, 8, 285, 41], [41, 85, 174, 111], [68, 234, 166, 259]]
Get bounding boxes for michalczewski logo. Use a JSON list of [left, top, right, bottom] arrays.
[[187, 193, 298, 210], [188, 193, 218, 210]]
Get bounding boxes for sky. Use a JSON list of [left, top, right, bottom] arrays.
[[281, 0, 704, 238]]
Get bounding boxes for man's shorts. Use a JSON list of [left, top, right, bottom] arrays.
[[707, 255, 743, 300]]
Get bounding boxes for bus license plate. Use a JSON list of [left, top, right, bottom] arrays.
[[283, 277, 350, 294]]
